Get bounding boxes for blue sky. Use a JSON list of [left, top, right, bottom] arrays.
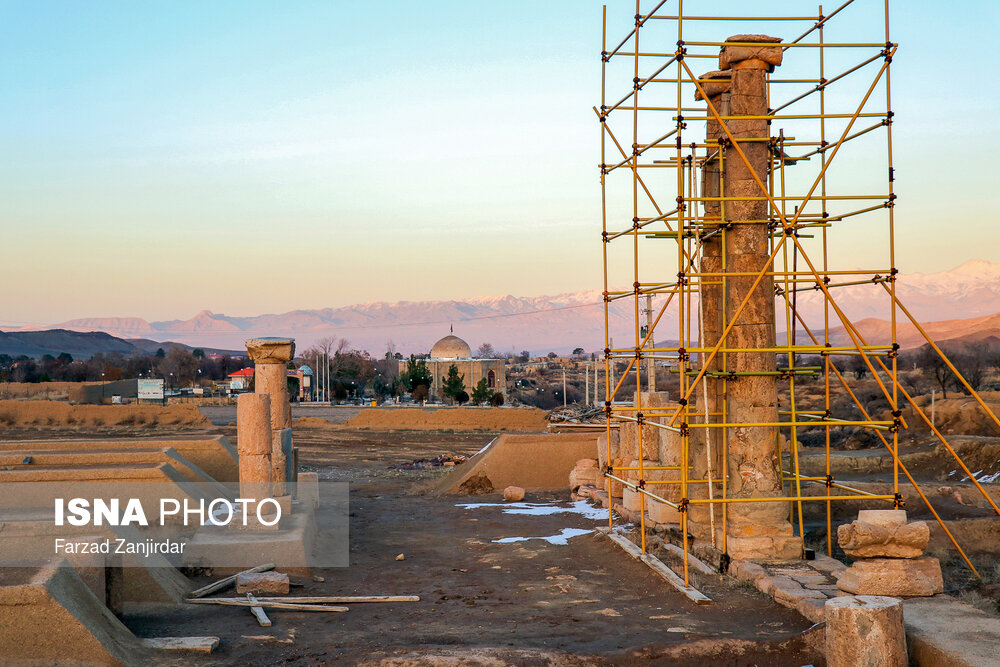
[[0, 1, 996, 324]]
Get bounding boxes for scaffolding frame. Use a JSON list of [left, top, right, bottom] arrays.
[[598, 0, 1000, 587]]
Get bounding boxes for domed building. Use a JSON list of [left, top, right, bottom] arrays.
[[430, 335, 472, 360], [400, 331, 506, 403]]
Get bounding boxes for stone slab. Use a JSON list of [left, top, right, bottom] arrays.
[[235, 571, 289, 595], [837, 557, 943, 597], [904, 595, 1000, 667]]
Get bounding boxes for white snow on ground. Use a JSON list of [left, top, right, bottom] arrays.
[[493, 528, 595, 545], [458, 500, 610, 546], [458, 500, 608, 521], [473, 437, 497, 457]]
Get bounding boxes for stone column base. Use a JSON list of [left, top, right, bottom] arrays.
[[836, 557, 943, 597]]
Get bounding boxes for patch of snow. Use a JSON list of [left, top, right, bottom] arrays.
[[458, 500, 609, 521], [492, 528, 594, 545], [473, 437, 497, 457]]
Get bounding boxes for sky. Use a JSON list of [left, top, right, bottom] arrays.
[[1, 0, 997, 326]]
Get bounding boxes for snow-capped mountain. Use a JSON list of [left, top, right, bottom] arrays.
[[15, 260, 1000, 355]]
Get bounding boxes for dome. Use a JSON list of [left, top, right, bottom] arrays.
[[430, 335, 472, 360]]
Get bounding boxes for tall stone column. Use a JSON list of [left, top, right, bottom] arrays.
[[246, 337, 295, 497], [237, 392, 272, 500], [690, 70, 730, 538], [718, 35, 798, 559]]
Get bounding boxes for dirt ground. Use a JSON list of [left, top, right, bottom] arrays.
[[3, 421, 822, 665], [186, 425, 820, 665]]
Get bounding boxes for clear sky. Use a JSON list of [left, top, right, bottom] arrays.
[[1, 1, 996, 325]]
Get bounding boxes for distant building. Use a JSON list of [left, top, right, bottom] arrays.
[[288, 364, 313, 401], [400, 333, 505, 402], [228, 365, 313, 400], [228, 367, 254, 391]]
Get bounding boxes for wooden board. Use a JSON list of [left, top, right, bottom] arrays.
[[186, 599, 348, 612], [140, 637, 220, 653], [247, 593, 272, 627], [195, 595, 419, 604], [598, 528, 712, 605], [659, 542, 717, 576]]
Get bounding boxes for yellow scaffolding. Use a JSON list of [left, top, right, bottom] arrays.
[[598, 0, 1000, 586]]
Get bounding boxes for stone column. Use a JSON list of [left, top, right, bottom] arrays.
[[825, 596, 907, 667], [237, 392, 272, 499], [718, 35, 798, 559], [690, 70, 731, 539], [245, 337, 295, 496]]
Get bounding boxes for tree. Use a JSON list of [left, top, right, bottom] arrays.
[[951, 342, 989, 393], [404, 355, 433, 391], [455, 390, 469, 406], [547, 352, 557, 359], [474, 342, 498, 359], [471, 377, 493, 405], [918, 344, 952, 398], [373, 374, 392, 399], [411, 384, 429, 403], [441, 364, 465, 402], [489, 391, 504, 407], [155, 348, 166, 358], [847, 356, 868, 380], [517, 350, 531, 363], [192, 348, 205, 359], [572, 347, 585, 358], [157, 348, 198, 386]]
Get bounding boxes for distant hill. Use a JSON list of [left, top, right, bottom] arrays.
[[14, 259, 1000, 356], [0, 329, 241, 360], [827, 312, 1000, 351], [0, 329, 139, 359]]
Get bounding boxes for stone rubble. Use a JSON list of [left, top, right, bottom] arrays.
[[835, 510, 943, 597]]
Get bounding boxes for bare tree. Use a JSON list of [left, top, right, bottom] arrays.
[[474, 342, 498, 359], [951, 342, 990, 394], [918, 344, 953, 399]]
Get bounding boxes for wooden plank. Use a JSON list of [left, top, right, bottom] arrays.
[[247, 593, 272, 627], [640, 554, 713, 605], [659, 542, 717, 576], [140, 637, 220, 653], [186, 599, 349, 612], [194, 595, 419, 604], [187, 563, 275, 599], [598, 528, 712, 605]]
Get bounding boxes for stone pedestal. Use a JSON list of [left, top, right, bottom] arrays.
[[836, 557, 944, 597], [246, 337, 295, 496], [825, 596, 907, 667], [836, 510, 941, 596]]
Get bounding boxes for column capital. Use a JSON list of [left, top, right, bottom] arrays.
[[720, 34, 783, 72], [246, 337, 296, 364]]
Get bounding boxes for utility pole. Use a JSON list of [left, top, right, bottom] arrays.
[[645, 293, 656, 392], [585, 363, 590, 407], [562, 369, 567, 407]]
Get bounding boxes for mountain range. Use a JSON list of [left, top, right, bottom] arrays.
[[12, 260, 1000, 356]]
